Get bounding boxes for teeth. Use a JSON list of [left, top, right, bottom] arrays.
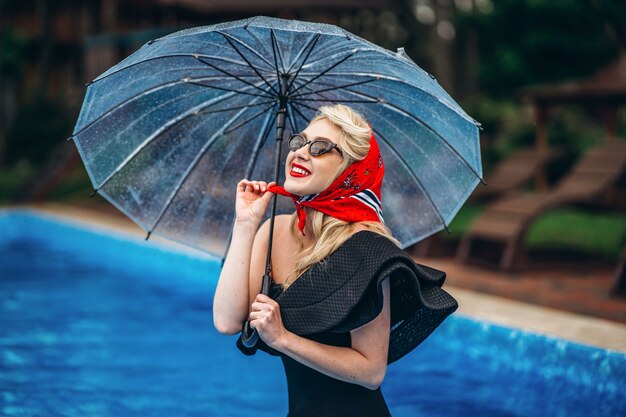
[[292, 167, 310, 175]]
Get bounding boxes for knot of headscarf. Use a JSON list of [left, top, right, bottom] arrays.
[[267, 131, 385, 236]]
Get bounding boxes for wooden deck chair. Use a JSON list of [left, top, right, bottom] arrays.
[[470, 147, 564, 202], [409, 147, 564, 257], [456, 140, 626, 271]]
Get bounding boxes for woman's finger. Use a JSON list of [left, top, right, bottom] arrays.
[[250, 300, 269, 311], [238, 179, 273, 194], [255, 293, 275, 303], [238, 179, 256, 193], [249, 311, 261, 320]]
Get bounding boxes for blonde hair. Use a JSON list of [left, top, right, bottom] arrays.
[[283, 104, 401, 289]]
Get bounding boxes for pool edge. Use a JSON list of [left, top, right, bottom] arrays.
[[448, 286, 626, 355]]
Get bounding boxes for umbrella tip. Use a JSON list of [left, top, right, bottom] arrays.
[[84, 80, 93, 87], [66, 135, 73, 142], [89, 188, 98, 197], [147, 39, 155, 45]]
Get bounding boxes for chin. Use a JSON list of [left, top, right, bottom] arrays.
[[283, 181, 303, 196]]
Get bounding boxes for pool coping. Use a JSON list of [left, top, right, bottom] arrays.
[[3, 202, 626, 355]]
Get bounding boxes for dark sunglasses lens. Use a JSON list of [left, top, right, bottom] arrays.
[[310, 141, 331, 156], [289, 135, 305, 150]]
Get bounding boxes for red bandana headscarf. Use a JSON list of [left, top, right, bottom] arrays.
[[267, 131, 385, 236]]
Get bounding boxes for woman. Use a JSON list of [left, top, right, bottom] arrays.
[[213, 104, 458, 416]]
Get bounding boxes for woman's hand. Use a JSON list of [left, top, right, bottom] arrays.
[[235, 179, 276, 226], [248, 293, 288, 350]]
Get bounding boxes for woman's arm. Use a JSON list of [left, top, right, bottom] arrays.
[[213, 220, 258, 334], [274, 277, 391, 390], [213, 180, 275, 335]]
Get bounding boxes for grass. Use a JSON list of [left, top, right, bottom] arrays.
[[0, 162, 93, 204], [445, 203, 484, 238], [526, 208, 626, 261], [0, 162, 35, 203], [47, 164, 93, 201]]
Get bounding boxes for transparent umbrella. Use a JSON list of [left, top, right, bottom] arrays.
[[70, 15, 484, 348]]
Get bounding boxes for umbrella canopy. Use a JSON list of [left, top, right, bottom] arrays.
[[70, 15, 484, 262]]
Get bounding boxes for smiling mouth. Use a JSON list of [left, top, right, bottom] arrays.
[[289, 162, 312, 178], [290, 166, 311, 177], [290, 163, 311, 177]]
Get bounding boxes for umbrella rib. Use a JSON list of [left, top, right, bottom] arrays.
[[70, 75, 265, 139], [285, 33, 321, 93], [372, 127, 451, 234], [92, 83, 268, 192], [147, 102, 268, 237], [287, 79, 331, 114], [218, 31, 279, 95], [244, 104, 278, 181], [337, 87, 485, 184], [269, 29, 285, 88], [292, 97, 378, 104], [269, 29, 287, 74], [91, 99, 274, 167], [297, 72, 481, 127], [222, 105, 277, 266], [286, 106, 300, 134], [188, 80, 273, 99], [289, 50, 357, 96], [288, 70, 379, 106], [290, 99, 317, 115], [285, 33, 321, 75], [87, 53, 257, 86], [196, 56, 276, 98], [217, 30, 275, 69], [290, 77, 378, 98], [197, 99, 275, 115], [223, 102, 276, 135]]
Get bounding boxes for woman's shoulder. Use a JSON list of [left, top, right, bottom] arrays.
[[347, 227, 404, 255]]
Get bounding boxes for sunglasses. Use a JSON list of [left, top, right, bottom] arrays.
[[288, 133, 343, 157]]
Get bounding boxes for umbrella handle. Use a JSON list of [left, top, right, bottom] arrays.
[[241, 97, 286, 348], [240, 273, 271, 348]]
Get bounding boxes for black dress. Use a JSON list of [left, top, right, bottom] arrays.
[[235, 230, 458, 416], [269, 279, 393, 417]]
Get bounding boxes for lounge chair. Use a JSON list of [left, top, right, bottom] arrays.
[[409, 146, 564, 258], [469, 146, 564, 202], [456, 140, 626, 271]]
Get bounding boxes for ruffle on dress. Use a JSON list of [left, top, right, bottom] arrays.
[[236, 230, 458, 364]]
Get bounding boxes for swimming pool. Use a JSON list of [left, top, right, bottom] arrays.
[[1, 209, 625, 417]]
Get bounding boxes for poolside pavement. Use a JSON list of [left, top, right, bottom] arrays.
[[4, 200, 625, 354]]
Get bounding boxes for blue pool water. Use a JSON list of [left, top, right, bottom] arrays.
[[1, 209, 625, 417]]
